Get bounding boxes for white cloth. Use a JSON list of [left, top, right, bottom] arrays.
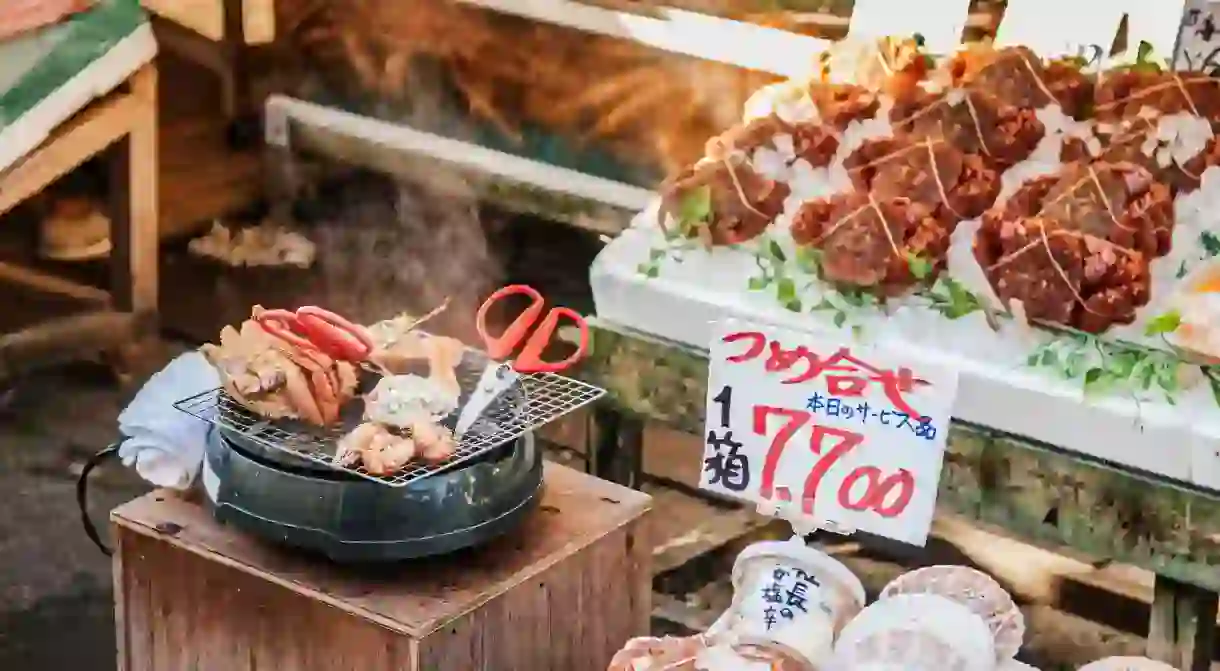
[[117, 351, 219, 489]]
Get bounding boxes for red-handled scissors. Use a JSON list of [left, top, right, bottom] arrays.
[[474, 284, 589, 373], [254, 306, 375, 363], [456, 285, 590, 437]]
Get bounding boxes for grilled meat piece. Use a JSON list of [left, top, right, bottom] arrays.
[[792, 193, 949, 296], [659, 154, 790, 246], [974, 162, 1173, 331]]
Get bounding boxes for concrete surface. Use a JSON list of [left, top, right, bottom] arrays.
[[0, 366, 151, 671]]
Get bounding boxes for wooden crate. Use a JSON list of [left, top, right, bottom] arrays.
[[110, 463, 652, 671]]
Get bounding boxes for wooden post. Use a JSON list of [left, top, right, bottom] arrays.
[[108, 64, 159, 328], [1147, 575, 1218, 670]]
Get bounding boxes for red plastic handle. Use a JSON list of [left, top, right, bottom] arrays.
[[475, 284, 545, 360], [513, 307, 590, 373]]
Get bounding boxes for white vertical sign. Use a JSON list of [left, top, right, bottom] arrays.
[[847, 0, 972, 54], [700, 319, 960, 546], [996, 0, 1130, 56]]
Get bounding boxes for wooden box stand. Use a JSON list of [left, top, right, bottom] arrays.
[[110, 463, 652, 670]]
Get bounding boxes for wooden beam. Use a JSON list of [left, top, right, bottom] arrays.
[[0, 92, 138, 218], [0, 310, 136, 377], [0, 262, 110, 305], [109, 64, 160, 321]]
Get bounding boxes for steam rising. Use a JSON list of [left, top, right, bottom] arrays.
[[306, 167, 502, 343]]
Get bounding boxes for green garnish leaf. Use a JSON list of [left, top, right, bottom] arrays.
[[1039, 349, 1059, 367], [795, 247, 823, 275], [776, 277, 797, 303], [1201, 231, 1220, 257], [747, 276, 768, 291], [833, 311, 847, 328], [768, 239, 787, 263], [906, 252, 932, 280], [1144, 310, 1182, 336], [1083, 368, 1104, 388], [678, 186, 712, 227]]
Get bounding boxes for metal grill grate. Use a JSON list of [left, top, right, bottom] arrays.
[[174, 370, 605, 487]]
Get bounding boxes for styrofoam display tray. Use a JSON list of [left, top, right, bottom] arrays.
[[591, 192, 1220, 490]]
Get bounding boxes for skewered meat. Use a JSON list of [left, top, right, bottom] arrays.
[[944, 45, 1094, 119], [792, 193, 949, 296], [366, 311, 465, 398], [200, 307, 359, 426], [1088, 115, 1220, 194], [843, 136, 1000, 225], [974, 162, 1172, 331], [659, 154, 790, 246]]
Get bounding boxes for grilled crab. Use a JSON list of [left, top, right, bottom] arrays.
[[974, 162, 1173, 332], [843, 135, 1000, 226], [704, 114, 839, 169], [891, 87, 1045, 169], [1094, 67, 1220, 126], [792, 192, 949, 296], [942, 44, 1094, 119], [200, 307, 359, 426], [659, 153, 790, 246]]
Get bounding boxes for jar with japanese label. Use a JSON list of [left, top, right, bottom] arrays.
[[829, 593, 996, 671], [717, 538, 867, 667], [1076, 657, 1179, 671], [879, 565, 1026, 660]]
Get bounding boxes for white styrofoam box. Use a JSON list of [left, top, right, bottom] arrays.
[[591, 205, 1220, 489]]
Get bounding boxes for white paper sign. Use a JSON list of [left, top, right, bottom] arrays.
[[701, 319, 959, 546], [847, 0, 971, 54], [1174, 1, 1220, 72], [995, 0, 1130, 57]]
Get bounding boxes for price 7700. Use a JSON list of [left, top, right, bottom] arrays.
[[709, 385, 915, 521]]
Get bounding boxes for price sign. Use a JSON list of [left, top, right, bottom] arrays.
[[1175, 1, 1220, 73], [700, 319, 959, 546]]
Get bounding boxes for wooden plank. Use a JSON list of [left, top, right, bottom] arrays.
[[0, 309, 135, 377], [272, 96, 645, 233], [0, 91, 137, 218], [0, 262, 109, 304], [457, 0, 832, 77], [1148, 577, 1219, 671], [645, 484, 767, 574], [109, 64, 158, 319], [141, 0, 273, 44]]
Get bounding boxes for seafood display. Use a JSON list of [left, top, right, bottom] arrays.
[[200, 306, 361, 427], [200, 304, 468, 476], [642, 38, 1220, 337]]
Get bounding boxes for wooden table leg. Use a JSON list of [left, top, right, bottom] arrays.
[[1147, 574, 1218, 670], [591, 405, 644, 489], [108, 64, 159, 329]]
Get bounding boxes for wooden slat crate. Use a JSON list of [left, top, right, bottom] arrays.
[[110, 463, 653, 671]]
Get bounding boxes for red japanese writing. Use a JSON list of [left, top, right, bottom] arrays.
[[723, 331, 929, 421], [753, 405, 914, 520]]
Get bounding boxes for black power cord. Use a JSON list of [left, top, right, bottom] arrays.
[[76, 442, 121, 556]]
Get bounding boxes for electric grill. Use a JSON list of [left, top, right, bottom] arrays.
[[171, 348, 604, 561]]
